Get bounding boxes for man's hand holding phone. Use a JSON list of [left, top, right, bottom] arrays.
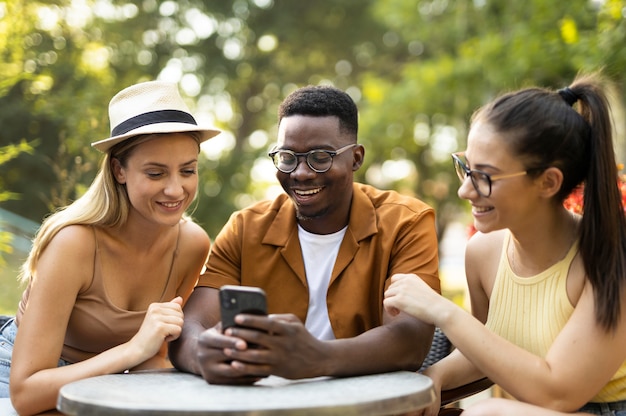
[[193, 285, 270, 385], [199, 286, 325, 383]]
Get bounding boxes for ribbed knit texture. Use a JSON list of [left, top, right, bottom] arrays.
[[486, 232, 626, 402]]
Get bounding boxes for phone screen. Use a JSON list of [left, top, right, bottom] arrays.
[[219, 285, 267, 331]]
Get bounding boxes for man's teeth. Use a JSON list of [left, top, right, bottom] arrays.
[[295, 188, 321, 196]]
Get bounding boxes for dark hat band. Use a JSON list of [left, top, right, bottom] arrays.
[[111, 109, 198, 137]]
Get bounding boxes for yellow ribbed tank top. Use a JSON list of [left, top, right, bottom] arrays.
[[485, 232, 626, 402]]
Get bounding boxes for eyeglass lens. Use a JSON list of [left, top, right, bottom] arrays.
[[453, 155, 491, 197], [273, 150, 334, 173], [271, 144, 356, 174]]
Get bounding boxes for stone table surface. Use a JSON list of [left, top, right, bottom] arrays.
[[57, 368, 435, 415]]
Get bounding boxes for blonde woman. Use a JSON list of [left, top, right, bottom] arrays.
[[0, 81, 220, 415]]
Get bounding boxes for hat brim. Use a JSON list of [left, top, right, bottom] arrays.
[[91, 123, 221, 152]]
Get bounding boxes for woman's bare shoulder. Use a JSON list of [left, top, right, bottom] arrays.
[[178, 220, 211, 254], [465, 229, 507, 298], [465, 229, 507, 260], [34, 224, 96, 291], [47, 224, 96, 254]]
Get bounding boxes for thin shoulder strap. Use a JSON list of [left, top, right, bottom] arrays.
[[157, 222, 181, 300]]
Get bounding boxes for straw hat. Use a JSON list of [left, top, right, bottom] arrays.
[[91, 81, 221, 152]]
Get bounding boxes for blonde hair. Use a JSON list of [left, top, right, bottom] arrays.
[[19, 132, 201, 282]]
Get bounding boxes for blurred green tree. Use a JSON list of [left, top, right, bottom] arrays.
[[0, 0, 624, 241]]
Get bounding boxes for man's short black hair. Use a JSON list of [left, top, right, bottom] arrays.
[[278, 85, 358, 136]]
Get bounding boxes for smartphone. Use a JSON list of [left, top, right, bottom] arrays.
[[219, 285, 267, 331]]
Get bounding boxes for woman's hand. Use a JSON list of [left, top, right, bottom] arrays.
[[129, 296, 185, 362], [384, 273, 452, 326]]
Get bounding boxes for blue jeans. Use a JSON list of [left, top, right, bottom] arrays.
[[0, 318, 70, 398], [579, 400, 626, 416]]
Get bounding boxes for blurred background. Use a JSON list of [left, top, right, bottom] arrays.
[[1, 0, 625, 316]]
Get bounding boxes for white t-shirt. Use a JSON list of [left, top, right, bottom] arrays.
[[298, 225, 347, 340]]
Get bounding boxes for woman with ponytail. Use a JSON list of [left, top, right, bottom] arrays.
[[384, 73, 626, 416]]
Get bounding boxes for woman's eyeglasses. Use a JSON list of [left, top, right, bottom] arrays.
[[269, 144, 356, 174], [452, 152, 533, 197]]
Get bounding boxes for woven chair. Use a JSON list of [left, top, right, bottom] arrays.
[[421, 328, 493, 416], [420, 327, 452, 372]]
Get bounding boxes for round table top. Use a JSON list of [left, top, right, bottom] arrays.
[[58, 369, 435, 415]]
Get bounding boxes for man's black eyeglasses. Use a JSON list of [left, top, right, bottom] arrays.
[[269, 144, 357, 173]]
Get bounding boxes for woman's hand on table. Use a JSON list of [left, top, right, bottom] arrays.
[[128, 297, 184, 363]]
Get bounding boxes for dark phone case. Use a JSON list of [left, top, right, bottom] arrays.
[[219, 286, 267, 330]]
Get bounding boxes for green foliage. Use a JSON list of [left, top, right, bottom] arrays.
[[0, 231, 11, 265], [0, 133, 35, 272], [360, 0, 626, 228], [0, 0, 625, 241], [0, 140, 35, 202]]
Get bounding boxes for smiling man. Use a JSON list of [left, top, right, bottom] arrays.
[[169, 85, 441, 384]]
